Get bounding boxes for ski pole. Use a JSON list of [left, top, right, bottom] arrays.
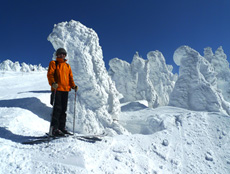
[[48, 89, 56, 136], [73, 90, 77, 135]]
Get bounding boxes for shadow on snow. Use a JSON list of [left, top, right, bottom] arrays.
[[0, 127, 45, 143], [0, 97, 52, 122], [121, 101, 148, 112], [18, 90, 51, 94]]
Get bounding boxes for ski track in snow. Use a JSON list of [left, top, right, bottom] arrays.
[[0, 71, 230, 174]]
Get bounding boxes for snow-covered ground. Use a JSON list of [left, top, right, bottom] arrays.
[[0, 71, 230, 174]]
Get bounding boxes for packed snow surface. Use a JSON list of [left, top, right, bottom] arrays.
[[0, 71, 230, 174]]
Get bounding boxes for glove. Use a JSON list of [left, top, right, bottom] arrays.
[[72, 85, 78, 92], [52, 82, 58, 89]]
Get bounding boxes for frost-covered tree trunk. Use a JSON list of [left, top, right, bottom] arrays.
[[48, 20, 127, 135]]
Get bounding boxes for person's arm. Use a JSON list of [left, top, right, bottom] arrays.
[[69, 66, 78, 91], [47, 61, 56, 86], [69, 66, 76, 88]]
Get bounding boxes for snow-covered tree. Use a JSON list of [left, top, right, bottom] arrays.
[[109, 51, 177, 107], [169, 46, 230, 115], [0, 59, 14, 71], [204, 46, 230, 102], [0, 60, 46, 72]]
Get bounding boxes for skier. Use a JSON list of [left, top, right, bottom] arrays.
[[47, 48, 78, 136]]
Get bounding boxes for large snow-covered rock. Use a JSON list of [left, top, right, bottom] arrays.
[[204, 46, 230, 102], [169, 46, 230, 115], [48, 20, 127, 135], [109, 51, 177, 107]]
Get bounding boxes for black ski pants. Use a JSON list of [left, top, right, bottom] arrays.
[[51, 91, 69, 131]]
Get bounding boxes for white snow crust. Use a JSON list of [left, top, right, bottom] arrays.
[[109, 51, 177, 107], [48, 20, 126, 135]]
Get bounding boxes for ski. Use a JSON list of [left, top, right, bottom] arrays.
[[21, 133, 103, 145], [51, 131, 104, 142], [74, 135, 102, 141], [21, 135, 65, 145], [21, 133, 69, 145]]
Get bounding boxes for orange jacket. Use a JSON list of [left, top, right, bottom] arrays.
[[47, 58, 76, 91]]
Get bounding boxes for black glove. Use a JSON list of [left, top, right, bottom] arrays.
[[52, 82, 58, 89], [72, 85, 78, 92]]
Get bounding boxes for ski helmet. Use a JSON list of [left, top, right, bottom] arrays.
[[56, 48, 67, 56]]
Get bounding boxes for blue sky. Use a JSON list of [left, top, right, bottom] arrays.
[[1, 0, 230, 73]]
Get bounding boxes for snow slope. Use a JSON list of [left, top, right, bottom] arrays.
[[0, 71, 229, 174]]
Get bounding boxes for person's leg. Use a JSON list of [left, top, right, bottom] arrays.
[[59, 91, 69, 131], [51, 91, 62, 132]]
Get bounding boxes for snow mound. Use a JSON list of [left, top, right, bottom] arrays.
[[109, 51, 177, 107], [169, 46, 230, 115], [0, 59, 46, 72], [48, 20, 127, 135]]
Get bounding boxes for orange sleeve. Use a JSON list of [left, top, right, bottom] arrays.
[[69, 66, 76, 88], [47, 61, 56, 86]]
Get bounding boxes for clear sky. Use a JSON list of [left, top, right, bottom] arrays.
[[1, 0, 230, 73]]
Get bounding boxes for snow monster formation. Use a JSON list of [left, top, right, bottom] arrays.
[[204, 46, 230, 102], [48, 20, 127, 135], [109, 51, 177, 107], [0, 59, 46, 72], [169, 46, 230, 115]]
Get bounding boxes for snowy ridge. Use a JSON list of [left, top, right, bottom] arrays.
[[0, 59, 46, 72], [48, 20, 126, 135], [109, 51, 177, 108]]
